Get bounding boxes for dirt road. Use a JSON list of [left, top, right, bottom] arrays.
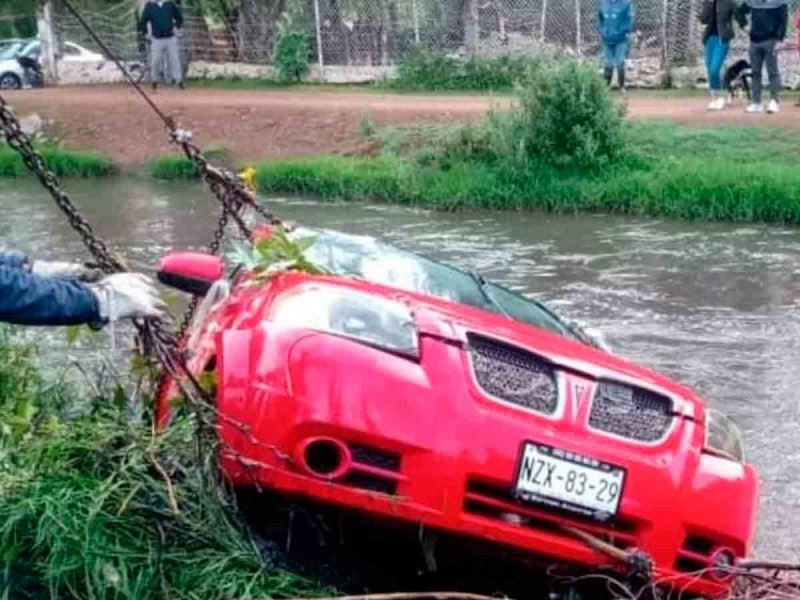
[[6, 86, 800, 165]]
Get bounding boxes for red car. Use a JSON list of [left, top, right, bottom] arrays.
[[157, 227, 758, 597]]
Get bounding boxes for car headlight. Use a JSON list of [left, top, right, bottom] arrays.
[[705, 409, 745, 462], [270, 285, 419, 358]]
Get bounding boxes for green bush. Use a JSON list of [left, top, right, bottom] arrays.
[[274, 17, 311, 83], [497, 60, 625, 170], [389, 46, 544, 92]]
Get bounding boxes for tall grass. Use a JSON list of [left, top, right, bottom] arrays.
[[0, 147, 115, 177], [254, 58, 800, 225], [148, 155, 199, 180], [0, 330, 324, 599]]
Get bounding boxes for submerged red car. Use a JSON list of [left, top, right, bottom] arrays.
[[157, 227, 758, 597]]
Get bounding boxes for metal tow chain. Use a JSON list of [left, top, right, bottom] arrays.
[[0, 95, 192, 393], [0, 98, 125, 275]]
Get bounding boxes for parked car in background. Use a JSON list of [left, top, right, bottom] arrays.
[[0, 39, 103, 89], [155, 227, 759, 599]]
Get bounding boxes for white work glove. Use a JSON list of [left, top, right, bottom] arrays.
[[32, 260, 101, 282], [89, 273, 167, 322]]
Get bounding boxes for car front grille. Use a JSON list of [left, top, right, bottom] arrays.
[[467, 334, 558, 415], [589, 382, 674, 443]]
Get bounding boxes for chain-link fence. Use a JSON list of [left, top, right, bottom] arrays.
[[49, 0, 800, 86]]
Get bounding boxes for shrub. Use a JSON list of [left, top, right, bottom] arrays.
[[390, 46, 546, 92], [274, 16, 311, 83], [499, 59, 625, 170]]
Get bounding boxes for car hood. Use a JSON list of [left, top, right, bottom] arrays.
[[225, 272, 705, 420]]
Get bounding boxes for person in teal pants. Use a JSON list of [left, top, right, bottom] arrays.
[[598, 0, 634, 90], [699, 0, 739, 111]]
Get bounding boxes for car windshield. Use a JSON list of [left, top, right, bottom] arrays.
[[0, 41, 26, 60], [295, 228, 581, 342]]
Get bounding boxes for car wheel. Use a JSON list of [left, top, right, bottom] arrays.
[[0, 73, 21, 90]]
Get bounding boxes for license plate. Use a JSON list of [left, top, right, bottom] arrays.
[[514, 442, 626, 520]]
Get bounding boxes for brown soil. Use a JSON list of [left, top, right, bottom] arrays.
[[6, 86, 800, 166]]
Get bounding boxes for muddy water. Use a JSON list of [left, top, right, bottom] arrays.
[[2, 177, 799, 559]]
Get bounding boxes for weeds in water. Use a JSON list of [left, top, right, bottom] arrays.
[[0, 147, 114, 177]]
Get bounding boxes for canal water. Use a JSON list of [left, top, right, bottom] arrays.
[[2, 176, 799, 559]]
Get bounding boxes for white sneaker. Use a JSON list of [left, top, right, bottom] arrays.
[[707, 97, 725, 111], [746, 103, 764, 114], [767, 99, 780, 114]]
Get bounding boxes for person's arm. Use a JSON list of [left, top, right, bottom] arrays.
[[777, 3, 788, 41], [0, 265, 100, 326], [597, 8, 605, 32], [138, 4, 151, 36], [173, 3, 184, 30], [698, 1, 712, 25], [0, 250, 29, 270], [735, 2, 750, 29], [623, 3, 634, 35]]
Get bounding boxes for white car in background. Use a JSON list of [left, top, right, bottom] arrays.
[[0, 39, 104, 89]]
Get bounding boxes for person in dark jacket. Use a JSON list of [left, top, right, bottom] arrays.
[[139, 0, 184, 91], [598, 0, 634, 90], [0, 250, 165, 326], [699, 0, 739, 111], [736, 0, 788, 114]]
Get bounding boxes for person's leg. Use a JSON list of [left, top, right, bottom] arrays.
[[764, 39, 781, 102], [705, 37, 715, 94], [709, 37, 729, 94], [616, 40, 628, 90], [166, 36, 182, 86], [150, 38, 166, 87], [602, 43, 614, 85], [749, 42, 765, 106]]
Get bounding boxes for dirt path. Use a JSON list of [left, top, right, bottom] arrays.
[[6, 86, 800, 166]]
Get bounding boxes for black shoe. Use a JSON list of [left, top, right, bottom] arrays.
[[178, 82, 185, 90], [151, 82, 158, 92]]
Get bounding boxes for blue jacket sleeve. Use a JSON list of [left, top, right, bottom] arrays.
[[0, 250, 29, 269], [622, 4, 634, 35], [0, 264, 101, 326]]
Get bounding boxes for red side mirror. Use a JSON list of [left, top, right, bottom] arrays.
[[158, 252, 224, 296]]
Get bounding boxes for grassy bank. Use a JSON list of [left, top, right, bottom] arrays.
[[254, 120, 800, 224], [0, 146, 114, 177], [0, 330, 323, 599]]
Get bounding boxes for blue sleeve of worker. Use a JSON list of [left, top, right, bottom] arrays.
[[138, 3, 151, 35], [0, 264, 100, 326], [0, 250, 29, 269], [173, 3, 184, 29]]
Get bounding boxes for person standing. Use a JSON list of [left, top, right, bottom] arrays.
[[699, 0, 739, 111], [598, 0, 634, 91], [139, 0, 184, 91], [736, 0, 788, 114]]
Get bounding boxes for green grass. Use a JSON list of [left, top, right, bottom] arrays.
[[0, 146, 115, 177], [148, 155, 199, 180], [254, 121, 800, 224], [0, 329, 326, 599]]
